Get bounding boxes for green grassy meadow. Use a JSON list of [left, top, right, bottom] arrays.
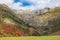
[[0, 36, 60, 40]]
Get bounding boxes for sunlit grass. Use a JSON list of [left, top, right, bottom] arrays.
[[0, 36, 60, 40]]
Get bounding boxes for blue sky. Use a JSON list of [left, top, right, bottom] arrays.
[[14, 0, 32, 6], [0, 0, 60, 10]]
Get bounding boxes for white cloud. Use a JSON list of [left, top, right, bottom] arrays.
[[9, 2, 22, 10], [0, 0, 35, 10], [0, 0, 13, 4], [27, 0, 60, 9], [0, 0, 60, 10]]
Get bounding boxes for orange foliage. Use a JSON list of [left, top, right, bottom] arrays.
[[1, 22, 24, 36]]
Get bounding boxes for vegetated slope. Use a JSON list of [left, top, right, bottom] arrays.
[[0, 4, 43, 36], [23, 7, 60, 35], [0, 4, 60, 36], [0, 4, 28, 36], [0, 4, 31, 29], [50, 30, 60, 35], [36, 7, 60, 35], [0, 21, 24, 36]]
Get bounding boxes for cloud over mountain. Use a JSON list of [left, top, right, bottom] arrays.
[[0, 0, 60, 10]]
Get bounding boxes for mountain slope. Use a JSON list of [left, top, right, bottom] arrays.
[[0, 4, 60, 36]]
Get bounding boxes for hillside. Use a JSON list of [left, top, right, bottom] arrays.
[[0, 4, 28, 36], [0, 4, 60, 36]]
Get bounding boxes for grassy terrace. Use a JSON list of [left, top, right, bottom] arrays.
[[0, 36, 60, 40]]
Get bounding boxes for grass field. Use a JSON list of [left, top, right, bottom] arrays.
[[0, 36, 60, 40]]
